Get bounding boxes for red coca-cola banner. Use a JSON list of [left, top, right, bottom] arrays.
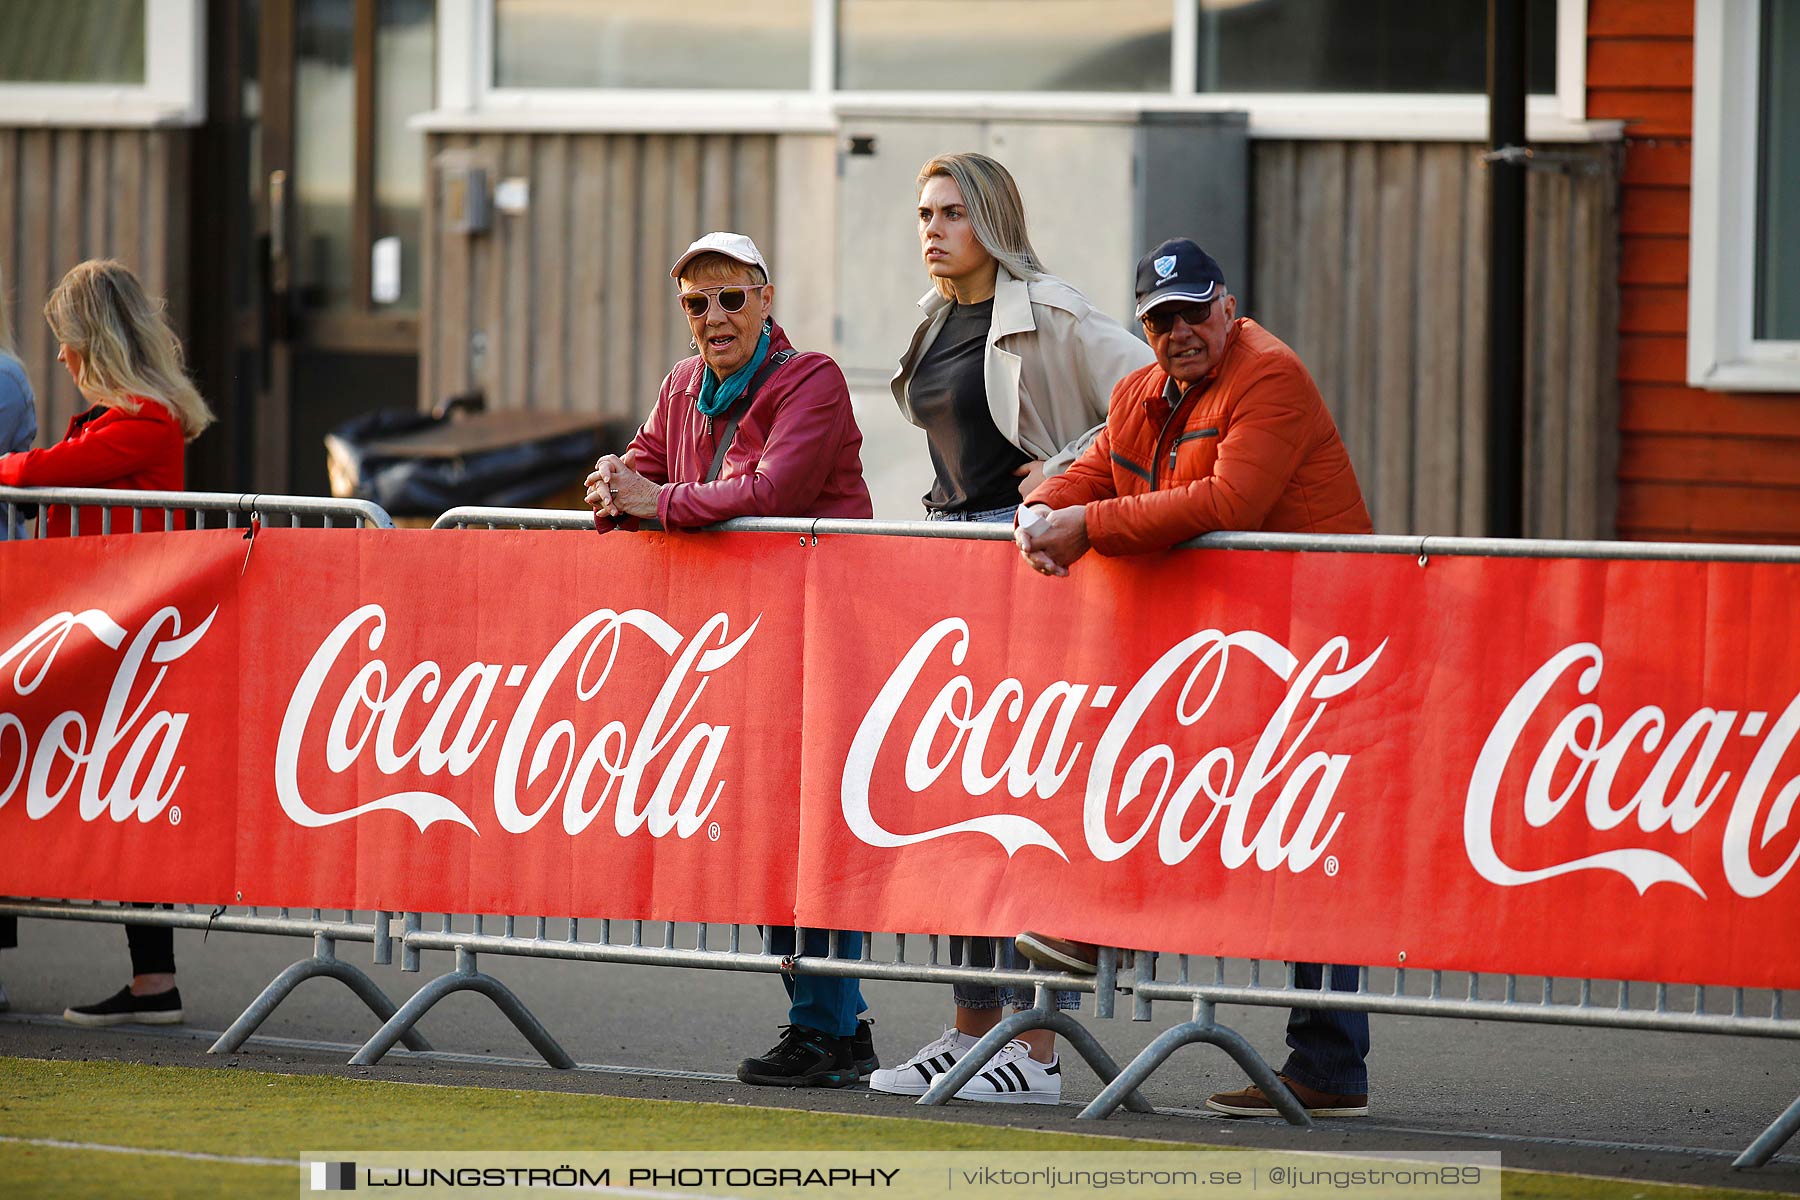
[[3, 529, 1797, 988]]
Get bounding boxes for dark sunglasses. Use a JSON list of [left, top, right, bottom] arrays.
[[678, 284, 762, 317], [1141, 300, 1213, 335]]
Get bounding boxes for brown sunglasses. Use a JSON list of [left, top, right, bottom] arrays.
[[678, 284, 764, 318], [1141, 300, 1214, 334]]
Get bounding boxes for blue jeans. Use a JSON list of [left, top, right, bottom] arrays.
[[1281, 963, 1370, 1094], [951, 937, 1080, 1012], [925, 505, 1016, 523], [768, 927, 867, 1038], [929, 507, 1073, 1012]]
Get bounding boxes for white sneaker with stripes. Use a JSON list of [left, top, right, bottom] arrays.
[[867, 1028, 978, 1096], [951, 1039, 1062, 1105]]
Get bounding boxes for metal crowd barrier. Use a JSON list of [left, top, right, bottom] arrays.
[[0, 488, 418, 1049], [420, 506, 1800, 1169], [342, 916, 1150, 1116], [0, 899, 430, 1055], [5, 492, 1799, 1168], [0, 485, 395, 533]]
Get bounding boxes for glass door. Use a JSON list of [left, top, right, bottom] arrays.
[[206, 0, 434, 494]]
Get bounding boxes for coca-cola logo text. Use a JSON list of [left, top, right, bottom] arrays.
[[841, 620, 1385, 872], [275, 605, 757, 838], [0, 607, 216, 823], [1467, 643, 1800, 899]]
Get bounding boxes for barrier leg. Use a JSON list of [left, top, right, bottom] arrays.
[[348, 947, 573, 1069], [209, 934, 432, 1055], [1734, 1092, 1800, 1169], [917, 986, 1154, 1113], [1077, 999, 1311, 1127]]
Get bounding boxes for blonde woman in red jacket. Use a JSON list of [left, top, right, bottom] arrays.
[[0, 259, 213, 537], [0, 258, 213, 1027]]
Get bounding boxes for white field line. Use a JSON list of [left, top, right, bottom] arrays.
[[0, 1135, 293, 1168]]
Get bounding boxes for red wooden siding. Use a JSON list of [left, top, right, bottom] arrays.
[[1589, 0, 1800, 543]]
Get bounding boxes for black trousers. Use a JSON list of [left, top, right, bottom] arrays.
[[126, 905, 175, 975], [0, 912, 173, 973]]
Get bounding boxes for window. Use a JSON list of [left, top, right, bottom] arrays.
[[0, 0, 202, 126], [492, 0, 811, 91], [838, 0, 1172, 92], [432, 0, 1600, 142], [1755, 0, 1799, 341], [1196, 0, 1557, 95], [1690, 0, 1800, 390], [0, 0, 145, 84]]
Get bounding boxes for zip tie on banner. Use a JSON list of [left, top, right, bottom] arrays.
[[203, 905, 227, 942], [807, 517, 821, 547], [240, 511, 262, 576]]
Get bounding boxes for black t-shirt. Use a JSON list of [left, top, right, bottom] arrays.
[[909, 299, 1029, 513]]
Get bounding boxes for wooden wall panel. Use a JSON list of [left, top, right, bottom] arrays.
[[1590, 0, 1800, 545], [1367, 142, 1416, 534], [1249, 139, 1620, 539], [1588, 0, 1692, 39], [1412, 145, 1468, 534], [0, 127, 189, 450], [420, 131, 781, 444], [1620, 384, 1800, 437]]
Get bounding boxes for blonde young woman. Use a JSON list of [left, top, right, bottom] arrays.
[[0, 259, 212, 540], [0, 258, 214, 1026], [871, 153, 1152, 1104], [890, 152, 1151, 523]]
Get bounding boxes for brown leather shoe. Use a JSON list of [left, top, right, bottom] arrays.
[[1205, 1074, 1368, 1118], [1013, 931, 1099, 974]]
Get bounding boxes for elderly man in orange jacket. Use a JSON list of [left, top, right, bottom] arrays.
[[1014, 238, 1375, 1120], [1015, 237, 1369, 570]]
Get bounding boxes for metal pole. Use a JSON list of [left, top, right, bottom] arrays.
[[1486, 0, 1528, 538]]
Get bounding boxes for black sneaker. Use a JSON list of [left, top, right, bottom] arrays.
[[850, 1019, 879, 1076], [63, 985, 184, 1027], [736, 1024, 857, 1088]]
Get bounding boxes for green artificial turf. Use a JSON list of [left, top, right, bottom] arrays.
[[0, 1057, 1783, 1200]]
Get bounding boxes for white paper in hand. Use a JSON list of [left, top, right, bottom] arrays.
[[1016, 504, 1050, 538]]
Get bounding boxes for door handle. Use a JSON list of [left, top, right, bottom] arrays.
[[266, 169, 293, 343], [268, 169, 290, 296]]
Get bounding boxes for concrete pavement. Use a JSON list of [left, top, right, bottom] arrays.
[[2, 917, 1796, 1193]]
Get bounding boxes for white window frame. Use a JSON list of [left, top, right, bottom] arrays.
[[422, 0, 1615, 142], [1689, 0, 1800, 391], [0, 0, 205, 128]]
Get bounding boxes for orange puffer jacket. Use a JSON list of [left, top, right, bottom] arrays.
[[1027, 318, 1370, 555]]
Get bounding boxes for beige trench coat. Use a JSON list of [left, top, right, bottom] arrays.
[[890, 264, 1154, 478]]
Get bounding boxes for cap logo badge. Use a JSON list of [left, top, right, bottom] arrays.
[[1153, 255, 1178, 280]]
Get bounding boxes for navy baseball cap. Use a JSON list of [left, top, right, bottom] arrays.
[[1134, 238, 1226, 320]]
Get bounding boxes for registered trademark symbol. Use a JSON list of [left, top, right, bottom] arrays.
[[708, 822, 721, 842], [1323, 855, 1339, 877], [168, 806, 182, 826]]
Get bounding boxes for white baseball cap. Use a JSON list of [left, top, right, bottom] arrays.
[[670, 232, 769, 282]]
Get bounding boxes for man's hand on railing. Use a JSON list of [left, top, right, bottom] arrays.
[[1015, 502, 1088, 577]]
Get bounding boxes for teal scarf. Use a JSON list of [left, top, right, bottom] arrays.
[[696, 323, 772, 418]]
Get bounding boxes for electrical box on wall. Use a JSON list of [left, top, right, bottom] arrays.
[[442, 164, 492, 235], [1135, 112, 1251, 313]]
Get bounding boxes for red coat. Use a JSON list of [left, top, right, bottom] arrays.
[[0, 400, 188, 537], [1027, 318, 1370, 555], [621, 321, 872, 529]]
